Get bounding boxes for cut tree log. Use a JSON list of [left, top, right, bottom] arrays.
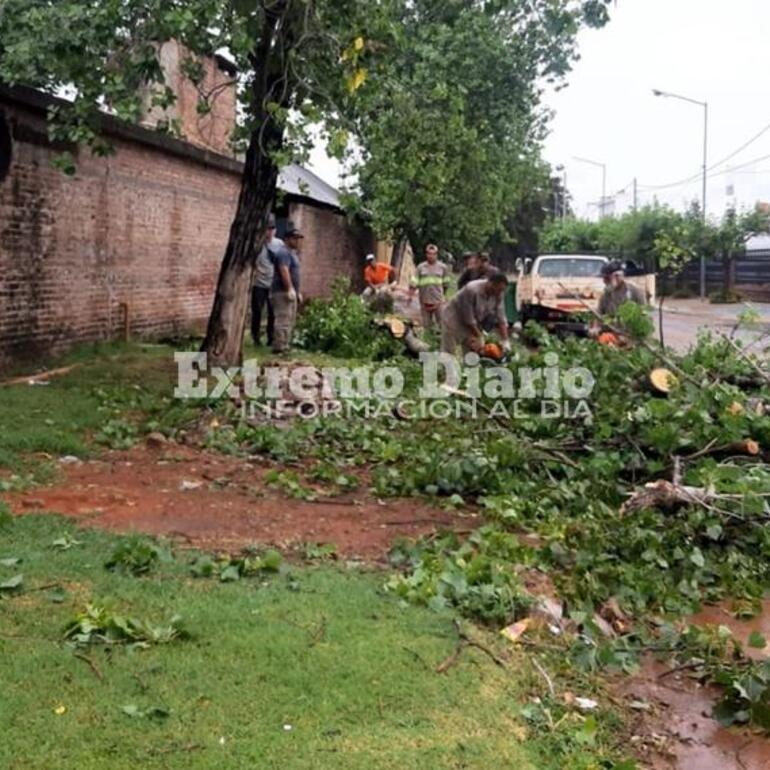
[[648, 367, 679, 396], [382, 316, 407, 338]]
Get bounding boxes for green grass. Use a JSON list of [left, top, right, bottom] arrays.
[[0, 343, 194, 473], [0, 516, 560, 770]]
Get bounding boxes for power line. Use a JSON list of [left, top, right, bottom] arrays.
[[638, 151, 770, 192], [639, 119, 770, 191]]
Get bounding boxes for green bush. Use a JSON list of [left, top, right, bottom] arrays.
[[295, 279, 402, 360]]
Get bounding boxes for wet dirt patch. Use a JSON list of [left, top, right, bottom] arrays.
[[3, 445, 472, 562], [615, 656, 770, 769]]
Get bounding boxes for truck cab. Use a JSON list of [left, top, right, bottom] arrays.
[[514, 254, 656, 333]]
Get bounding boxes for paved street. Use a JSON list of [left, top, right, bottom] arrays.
[[656, 299, 770, 352]]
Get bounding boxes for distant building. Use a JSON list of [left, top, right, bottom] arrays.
[[0, 46, 373, 365]]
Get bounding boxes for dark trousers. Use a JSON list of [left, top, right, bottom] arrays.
[[251, 286, 274, 346]]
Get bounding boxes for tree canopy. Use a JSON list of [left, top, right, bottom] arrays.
[[539, 203, 770, 291]]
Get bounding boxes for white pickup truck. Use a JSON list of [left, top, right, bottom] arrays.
[[514, 254, 656, 333]]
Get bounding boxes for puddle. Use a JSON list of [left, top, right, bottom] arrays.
[[691, 599, 770, 661], [617, 657, 769, 769], [615, 600, 770, 769]]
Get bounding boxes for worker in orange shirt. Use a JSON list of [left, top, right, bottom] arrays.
[[362, 253, 396, 297]]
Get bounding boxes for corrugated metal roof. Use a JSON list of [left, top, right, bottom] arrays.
[[278, 163, 341, 209]]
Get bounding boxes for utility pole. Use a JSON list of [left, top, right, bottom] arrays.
[[562, 168, 568, 220]]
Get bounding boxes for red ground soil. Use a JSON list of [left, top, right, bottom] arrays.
[[5, 444, 474, 561]]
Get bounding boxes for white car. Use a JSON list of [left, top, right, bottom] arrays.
[[514, 254, 656, 332]]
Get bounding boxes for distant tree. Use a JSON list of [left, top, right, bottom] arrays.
[[490, 168, 571, 270], [710, 206, 770, 293]]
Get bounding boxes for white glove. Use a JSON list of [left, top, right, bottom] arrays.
[[287, 288, 297, 302], [501, 339, 512, 352], [297, 293, 304, 304]]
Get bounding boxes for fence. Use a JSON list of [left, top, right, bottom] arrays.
[[667, 249, 770, 299]]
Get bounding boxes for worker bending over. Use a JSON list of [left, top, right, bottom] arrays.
[[441, 274, 511, 355], [362, 254, 396, 296]]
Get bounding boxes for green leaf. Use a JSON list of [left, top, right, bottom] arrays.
[[574, 715, 598, 746], [220, 565, 241, 583], [748, 632, 767, 650], [690, 548, 705, 568], [120, 704, 170, 720], [0, 574, 23, 591], [261, 549, 283, 572], [705, 524, 723, 541], [0, 557, 21, 567]]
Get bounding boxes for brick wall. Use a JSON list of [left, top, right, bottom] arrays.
[[139, 41, 237, 158], [288, 201, 373, 297], [0, 88, 371, 368]]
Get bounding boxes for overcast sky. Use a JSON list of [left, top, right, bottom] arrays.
[[309, 0, 770, 222]]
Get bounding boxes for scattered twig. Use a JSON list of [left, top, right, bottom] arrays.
[[436, 620, 507, 674], [28, 582, 62, 593], [531, 656, 555, 698], [656, 660, 704, 680], [73, 652, 104, 681], [464, 638, 507, 669], [302, 498, 359, 507], [435, 639, 465, 674], [402, 646, 431, 671], [516, 639, 567, 653]]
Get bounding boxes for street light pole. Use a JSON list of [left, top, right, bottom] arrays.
[[573, 156, 607, 219], [653, 88, 709, 299]]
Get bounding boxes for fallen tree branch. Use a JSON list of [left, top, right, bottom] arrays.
[[556, 283, 702, 387], [440, 384, 579, 468], [717, 332, 770, 387], [622, 479, 719, 515], [0, 364, 80, 387]]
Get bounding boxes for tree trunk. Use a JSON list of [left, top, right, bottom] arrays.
[[390, 235, 408, 278], [723, 251, 736, 294], [201, 3, 292, 366]]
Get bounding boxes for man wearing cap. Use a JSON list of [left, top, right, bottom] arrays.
[[441, 274, 511, 355], [409, 243, 452, 330], [457, 252, 499, 290], [597, 261, 646, 317], [270, 224, 303, 353], [363, 254, 396, 296], [251, 213, 283, 347]]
